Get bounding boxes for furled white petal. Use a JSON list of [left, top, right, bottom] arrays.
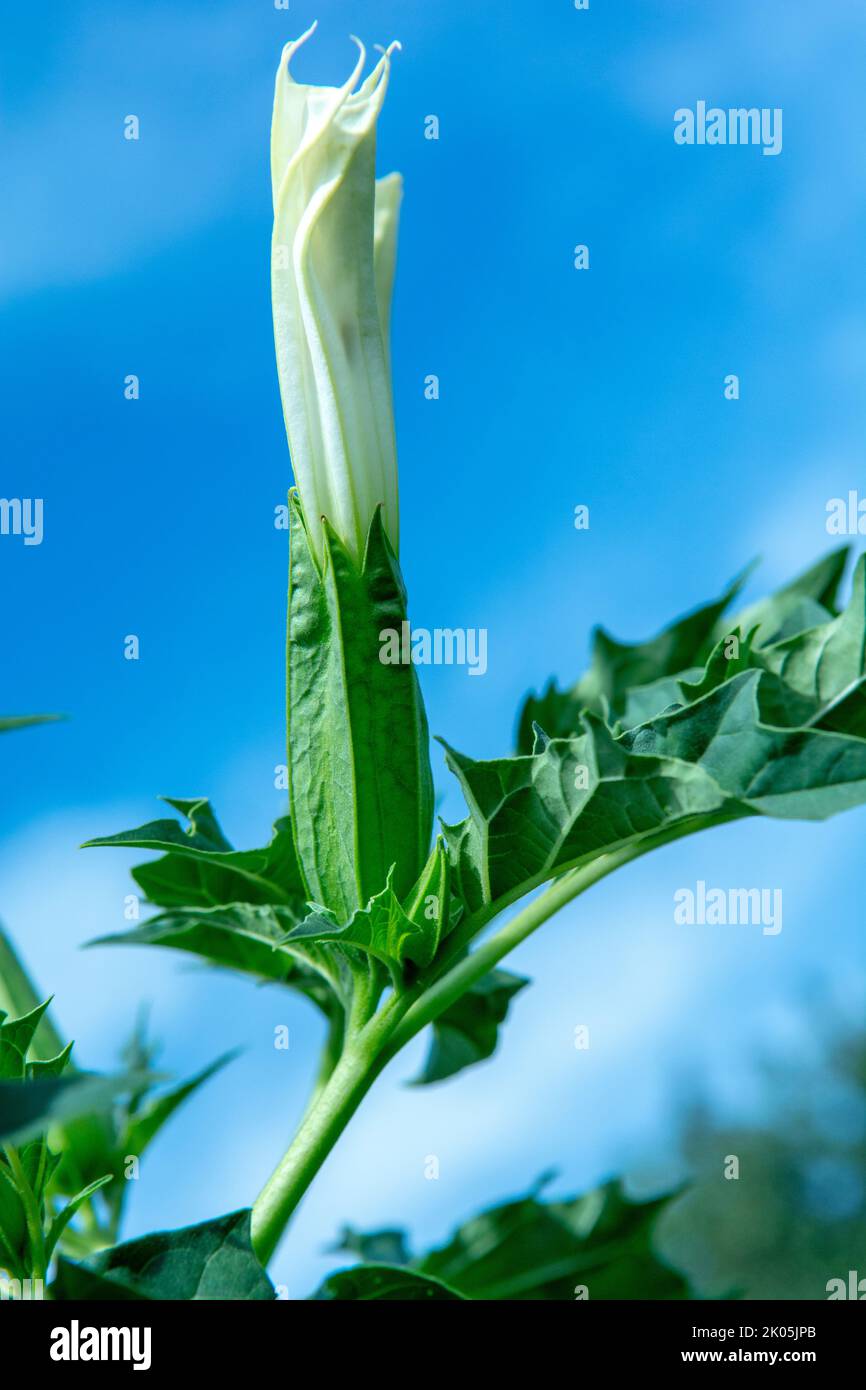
[[271, 29, 401, 566], [374, 171, 403, 375]]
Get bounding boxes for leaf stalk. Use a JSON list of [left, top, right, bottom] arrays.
[[251, 814, 729, 1265]]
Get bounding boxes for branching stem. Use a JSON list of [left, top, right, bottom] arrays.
[[251, 813, 730, 1265]]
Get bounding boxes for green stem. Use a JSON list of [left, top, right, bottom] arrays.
[[3, 1145, 47, 1282], [251, 996, 402, 1265], [249, 858, 621, 1265], [300, 1012, 345, 1122], [251, 814, 731, 1264], [385, 849, 638, 1059], [389, 814, 732, 1059]]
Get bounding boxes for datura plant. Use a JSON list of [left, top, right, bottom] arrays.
[[4, 27, 866, 1302]]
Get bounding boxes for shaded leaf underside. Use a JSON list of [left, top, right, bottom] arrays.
[[315, 1178, 688, 1300], [447, 552, 866, 918], [53, 1209, 274, 1301]]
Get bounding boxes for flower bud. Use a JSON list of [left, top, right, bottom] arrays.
[[271, 24, 402, 567]]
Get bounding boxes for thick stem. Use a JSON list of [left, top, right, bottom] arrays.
[[251, 814, 731, 1264], [249, 859, 619, 1265], [299, 1011, 345, 1121], [251, 997, 404, 1265], [389, 812, 734, 1056]]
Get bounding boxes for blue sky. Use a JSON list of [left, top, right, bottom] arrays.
[[1, 0, 865, 1295]]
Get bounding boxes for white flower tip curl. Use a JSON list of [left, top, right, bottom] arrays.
[[281, 21, 319, 82]]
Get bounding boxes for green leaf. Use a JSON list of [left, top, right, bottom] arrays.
[[774, 544, 850, 609], [623, 670, 866, 819], [579, 575, 746, 719], [516, 572, 745, 750], [322, 1180, 690, 1300], [442, 717, 730, 917], [285, 871, 442, 973], [133, 820, 304, 909], [617, 670, 702, 730], [516, 549, 852, 751], [416, 1179, 689, 1299], [312, 1263, 464, 1301], [0, 1160, 27, 1265], [44, 1175, 112, 1263], [0, 997, 53, 1057], [447, 645, 866, 919], [676, 628, 762, 707], [53, 1209, 275, 1300], [51, 1028, 229, 1209], [86, 804, 305, 908], [720, 544, 850, 646], [160, 797, 233, 848], [722, 593, 831, 649], [0, 924, 66, 1062], [0, 1038, 25, 1080], [329, 1224, 411, 1266], [756, 553, 866, 731], [287, 494, 434, 921], [674, 555, 866, 734], [51, 1109, 118, 1199], [403, 836, 452, 950], [27, 1042, 74, 1080], [412, 969, 529, 1084], [119, 1010, 158, 1075], [0, 714, 62, 734], [120, 1051, 236, 1159], [18, 1136, 58, 1197], [0, 1070, 154, 1146], [50, 1017, 148, 1202], [87, 797, 230, 853], [90, 902, 338, 1010]]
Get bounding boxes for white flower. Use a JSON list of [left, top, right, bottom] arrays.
[[271, 23, 402, 567]]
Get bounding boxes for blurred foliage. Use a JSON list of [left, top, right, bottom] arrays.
[[656, 1030, 866, 1300], [0, 926, 232, 1272], [323, 1176, 689, 1300], [324, 1026, 866, 1301]]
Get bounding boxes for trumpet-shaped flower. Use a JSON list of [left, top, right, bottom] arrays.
[[271, 24, 402, 567]]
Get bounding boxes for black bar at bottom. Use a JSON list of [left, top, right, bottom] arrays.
[[4, 1296, 863, 1376]]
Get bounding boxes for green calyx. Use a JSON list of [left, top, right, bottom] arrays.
[[287, 492, 434, 923]]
